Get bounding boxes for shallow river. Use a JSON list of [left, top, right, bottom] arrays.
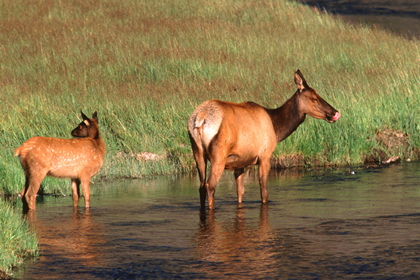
[[16, 162, 420, 279]]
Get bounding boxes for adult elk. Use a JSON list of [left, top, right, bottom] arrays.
[[188, 70, 340, 209], [15, 111, 106, 212]]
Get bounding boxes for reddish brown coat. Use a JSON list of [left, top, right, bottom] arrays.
[[188, 70, 340, 209], [15, 112, 106, 212]]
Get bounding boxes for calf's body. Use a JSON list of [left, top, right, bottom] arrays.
[[15, 112, 105, 212]]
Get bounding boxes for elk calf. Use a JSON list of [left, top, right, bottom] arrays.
[[188, 70, 340, 209], [15, 111, 106, 212]]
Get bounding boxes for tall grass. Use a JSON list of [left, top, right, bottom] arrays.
[[0, 200, 38, 277], [0, 0, 418, 194]]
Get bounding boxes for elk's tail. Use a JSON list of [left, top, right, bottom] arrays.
[[188, 101, 223, 150], [15, 146, 22, 157]]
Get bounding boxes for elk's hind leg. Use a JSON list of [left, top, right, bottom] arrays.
[[197, 159, 208, 209], [23, 171, 47, 211], [206, 158, 226, 210], [195, 152, 208, 209], [190, 136, 208, 209], [21, 174, 30, 213]]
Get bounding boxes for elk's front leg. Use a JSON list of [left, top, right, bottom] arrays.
[[80, 177, 91, 208], [234, 168, 245, 204], [258, 159, 271, 204], [71, 179, 80, 207]]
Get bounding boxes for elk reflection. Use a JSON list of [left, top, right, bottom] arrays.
[[196, 205, 277, 277], [25, 207, 104, 267]]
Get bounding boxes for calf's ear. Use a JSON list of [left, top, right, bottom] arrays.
[[92, 111, 98, 123], [81, 111, 89, 121]]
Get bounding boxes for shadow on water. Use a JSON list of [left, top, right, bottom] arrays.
[[296, 0, 420, 38], [15, 162, 420, 279]]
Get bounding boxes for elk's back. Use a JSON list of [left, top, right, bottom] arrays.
[[15, 136, 105, 178], [188, 100, 277, 167]]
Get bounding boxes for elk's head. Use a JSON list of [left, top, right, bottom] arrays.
[[71, 111, 100, 138], [294, 70, 340, 123]]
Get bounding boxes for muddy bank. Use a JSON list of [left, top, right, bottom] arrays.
[[271, 128, 419, 169]]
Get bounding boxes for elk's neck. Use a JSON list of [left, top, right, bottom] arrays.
[[266, 93, 306, 143], [91, 130, 107, 156], [97, 136, 106, 156]]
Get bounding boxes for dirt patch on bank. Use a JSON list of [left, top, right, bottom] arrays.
[[365, 128, 419, 165], [271, 154, 305, 169], [270, 128, 418, 169]]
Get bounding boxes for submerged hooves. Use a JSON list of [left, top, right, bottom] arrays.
[[200, 199, 270, 211]]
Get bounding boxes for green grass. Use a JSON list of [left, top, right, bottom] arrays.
[[0, 200, 38, 277], [0, 0, 419, 274], [1, 0, 418, 192]]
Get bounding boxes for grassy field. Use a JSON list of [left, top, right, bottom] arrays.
[[0, 0, 419, 275], [1, 0, 418, 193]]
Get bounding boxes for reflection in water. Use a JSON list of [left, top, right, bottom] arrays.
[[15, 162, 420, 279], [22, 207, 105, 279], [196, 205, 277, 278]]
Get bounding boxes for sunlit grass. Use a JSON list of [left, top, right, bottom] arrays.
[[0, 200, 38, 277], [0, 0, 418, 193]]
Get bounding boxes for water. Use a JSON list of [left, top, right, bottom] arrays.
[[15, 162, 420, 279], [297, 0, 420, 38]]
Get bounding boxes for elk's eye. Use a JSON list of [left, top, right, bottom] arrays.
[[311, 98, 318, 102]]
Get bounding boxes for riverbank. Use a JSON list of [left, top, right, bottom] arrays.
[[0, 0, 419, 276], [0, 200, 38, 278]]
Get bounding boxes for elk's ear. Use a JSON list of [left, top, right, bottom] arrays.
[[92, 111, 98, 123], [294, 69, 308, 92], [81, 111, 89, 121], [81, 111, 90, 125]]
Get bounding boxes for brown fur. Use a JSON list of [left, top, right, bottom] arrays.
[[15, 111, 106, 212], [188, 70, 340, 209]]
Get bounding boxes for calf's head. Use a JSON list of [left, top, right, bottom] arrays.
[[71, 111, 100, 138]]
